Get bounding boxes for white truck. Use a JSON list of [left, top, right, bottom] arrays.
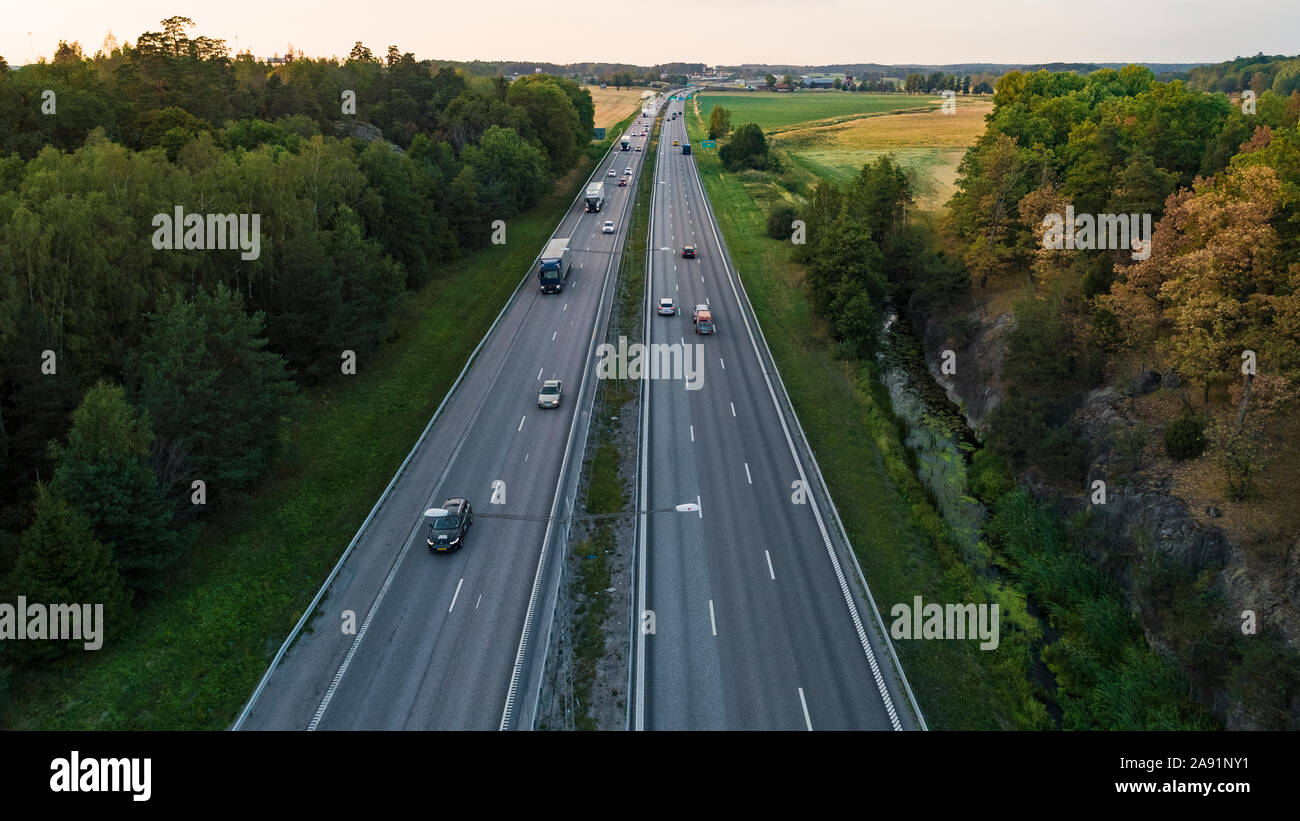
[[538, 238, 572, 294], [584, 182, 605, 213]]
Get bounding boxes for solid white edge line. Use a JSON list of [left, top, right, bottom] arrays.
[[686, 128, 912, 731], [633, 100, 666, 732], [509, 115, 649, 732], [231, 128, 593, 728], [798, 687, 813, 730]]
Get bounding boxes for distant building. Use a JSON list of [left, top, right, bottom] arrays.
[[803, 76, 834, 89]]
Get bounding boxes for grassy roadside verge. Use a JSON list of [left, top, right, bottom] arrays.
[[2, 117, 638, 730], [684, 107, 1044, 729], [565, 114, 658, 730]]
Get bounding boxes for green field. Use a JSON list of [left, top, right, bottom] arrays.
[[692, 91, 991, 210], [693, 91, 939, 132]]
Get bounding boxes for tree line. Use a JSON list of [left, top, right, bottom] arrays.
[[943, 66, 1300, 493], [0, 17, 601, 660], [753, 62, 1300, 727]]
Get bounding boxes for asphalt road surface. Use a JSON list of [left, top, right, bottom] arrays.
[[632, 97, 923, 730], [237, 101, 664, 730]]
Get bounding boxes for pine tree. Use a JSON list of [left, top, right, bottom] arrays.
[[48, 382, 191, 593], [7, 486, 131, 662]]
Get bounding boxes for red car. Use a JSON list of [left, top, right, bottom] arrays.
[[618, 176, 628, 187]]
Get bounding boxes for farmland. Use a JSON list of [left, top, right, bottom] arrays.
[[692, 91, 940, 132], [692, 91, 991, 210], [589, 85, 652, 128]]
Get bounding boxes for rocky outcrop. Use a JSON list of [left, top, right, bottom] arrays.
[[910, 294, 1298, 727], [333, 121, 402, 152], [920, 304, 1013, 434]]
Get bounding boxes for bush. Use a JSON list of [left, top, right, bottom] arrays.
[[1164, 415, 1207, 460], [766, 204, 797, 239], [969, 448, 1015, 505]]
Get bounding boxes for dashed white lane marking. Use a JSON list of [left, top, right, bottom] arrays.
[[690, 425, 694, 442], [563, 303, 568, 311], [720, 358, 726, 370], [552, 331, 557, 341], [765, 550, 775, 580], [476, 594, 482, 610], [537, 368, 543, 380], [697, 494, 702, 518], [798, 688, 813, 730], [518, 416, 526, 432], [709, 599, 718, 636], [744, 462, 753, 484], [449, 577, 464, 613], [730, 402, 736, 417]]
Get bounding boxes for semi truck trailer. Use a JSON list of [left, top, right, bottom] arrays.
[[538, 238, 572, 294], [584, 182, 605, 213]]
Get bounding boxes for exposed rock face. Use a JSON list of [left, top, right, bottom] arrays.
[[334, 121, 384, 142], [333, 121, 402, 152], [920, 304, 1013, 434], [910, 294, 1298, 727], [1125, 369, 1162, 397], [1221, 535, 1300, 652]]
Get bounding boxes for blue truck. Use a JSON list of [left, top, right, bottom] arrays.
[[538, 238, 572, 294]]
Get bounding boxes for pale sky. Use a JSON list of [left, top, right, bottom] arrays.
[[6, 0, 1299, 67]]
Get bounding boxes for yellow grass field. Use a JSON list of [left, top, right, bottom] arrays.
[[588, 86, 651, 130], [773, 99, 993, 210]]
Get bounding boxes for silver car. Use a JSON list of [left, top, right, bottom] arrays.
[[538, 379, 562, 408]]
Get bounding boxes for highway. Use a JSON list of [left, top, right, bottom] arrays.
[[632, 96, 924, 730], [235, 100, 662, 730]]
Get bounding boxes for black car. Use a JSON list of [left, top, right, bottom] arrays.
[[682, 244, 696, 259], [426, 498, 473, 552]]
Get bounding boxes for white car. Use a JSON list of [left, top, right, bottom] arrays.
[[602, 220, 615, 234], [607, 169, 616, 177], [625, 167, 633, 174], [538, 379, 562, 409], [658, 298, 676, 316], [635, 145, 643, 152]]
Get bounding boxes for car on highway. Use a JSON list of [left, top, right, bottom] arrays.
[[602, 220, 615, 233], [618, 176, 628, 186], [538, 379, 562, 409], [694, 308, 715, 335], [607, 169, 616, 177], [426, 498, 473, 552], [673, 139, 679, 146], [682, 244, 696, 258], [658, 298, 676, 316], [635, 145, 642, 152], [625, 166, 633, 174]]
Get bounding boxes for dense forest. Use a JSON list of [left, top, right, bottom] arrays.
[[1187, 53, 1300, 95], [773, 65, 1300, 727], [0, 17, 601, 657]]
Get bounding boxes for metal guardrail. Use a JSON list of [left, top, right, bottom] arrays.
[[232, 125, 637, 732]]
